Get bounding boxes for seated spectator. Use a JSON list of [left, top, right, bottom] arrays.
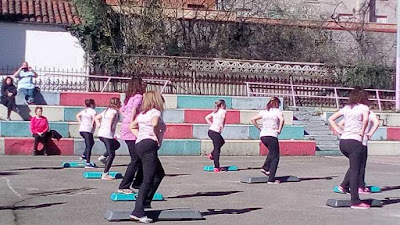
[[30, 106, 50, 156], [1, 76, 17, 120], [13, 62, 37, 104]]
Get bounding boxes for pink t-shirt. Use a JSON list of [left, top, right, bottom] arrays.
[[339, 104, 370, 142], [120, 94, 142, 140], [136, 108, 164, 144]]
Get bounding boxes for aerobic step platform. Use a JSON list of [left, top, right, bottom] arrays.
[[62, 161, 95, 168], [110, 192, 164, 201], [83, 171, 123, 179], [326, 199, 383, 208], [241, 175, 300, 183], [333, 185, 381, 193], [104, 209, 204, 221], [203, 165, 238, 172]]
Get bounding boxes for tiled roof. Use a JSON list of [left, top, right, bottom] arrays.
[[0, 0, 80, 25]]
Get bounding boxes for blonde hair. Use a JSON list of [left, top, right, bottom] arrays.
[[141, 91, 165, 113], [214, 99, 226, 113], [108, 97, 121, 110]]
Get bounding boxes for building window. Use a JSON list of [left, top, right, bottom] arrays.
[[376, 15, 388, 23]]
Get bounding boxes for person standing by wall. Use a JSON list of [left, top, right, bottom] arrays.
[[1, 76, 17, 120]]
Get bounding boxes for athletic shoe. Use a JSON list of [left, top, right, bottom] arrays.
[[260, 168, 270, 176], [358, 187, 371, 195], [85, 163, 97, 169], [6, 118, 11, 121], [79, 155, 86, 161], [207, 154, 213, 160], [214, 168, 222, 173], [267, 180, 281, 184], [336, 186, 348, 194], [32, 150, 38, 156], [101, 174, 115, 180], [129, 215, 153, 223], [117, 189, 134, 194], [350, 202, 370, 209], [98, 155, 107, 164]]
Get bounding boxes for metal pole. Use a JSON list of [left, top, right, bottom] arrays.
[[396, 0, 400, 110]]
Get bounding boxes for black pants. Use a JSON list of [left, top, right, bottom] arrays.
[[119, 140, 144, 189], [342, 145, 368, 189], [208, 130, 225, 168], [261, 136, 280, 182], [132, 139, 165, 218], [99, 137, 120, 173], [339, 139, 363, 205], [33, 132, 50, 153], [80, 132, 94, 163], [1, 96, 15, 118]]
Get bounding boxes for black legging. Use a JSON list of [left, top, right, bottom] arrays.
[[131, 139, 165, 218], [261, 136, 280, 182], [342, 145, 368, 189], [2, 96, 15, 118], [119, 140, 144, 189], [99, 137, 120, 173], [80, 132, 94, 163], [359, 145, 368, 188], [339, 139, 363, 205], [33, 132, 50, 153], [208, 130, 225, 168]]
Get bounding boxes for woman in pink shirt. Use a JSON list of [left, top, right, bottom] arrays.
[[30, 106, 50, 156], [118, 77, 145, 193]]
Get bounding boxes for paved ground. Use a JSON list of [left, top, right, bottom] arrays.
[[1, 155, 400, 225]]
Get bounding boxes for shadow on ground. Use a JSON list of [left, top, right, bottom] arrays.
[[299, 176, 337, 181], [0, 202, 66, 210], [28, 187, 94, 197], [168, 191, 243, 199], [202, 208, 262, 216]]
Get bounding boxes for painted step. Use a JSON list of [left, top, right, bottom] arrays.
[[83, 171, 123, 179], [110, 192, 164, 201], [203, 165, 238, 172], [326, 199, 382, 208], [315, 150, 342, 156], [260, 140, 316, 156], [305, 135, 338, 141], [104, 209, 204, 221], [62, 161, 95, 168], [333, 185, 381, 193]]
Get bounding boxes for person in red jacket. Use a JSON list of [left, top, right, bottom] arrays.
[[30, 106, 50, 156]]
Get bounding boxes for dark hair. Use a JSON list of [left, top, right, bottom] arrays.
[[2, 76, 13, 85], [35, 106, 43, 113], [85, 99, 96, 108], [125, 77, 145, 104], [348, 87, 369, 108], [214, 99, 226, 113], [109, 97, 121, 110], [266, 97, 280, 110]]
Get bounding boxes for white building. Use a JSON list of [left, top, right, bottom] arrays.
[[0, 0, 86, 74]]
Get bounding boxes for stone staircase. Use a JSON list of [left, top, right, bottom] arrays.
[[291, 107, 341, 156]]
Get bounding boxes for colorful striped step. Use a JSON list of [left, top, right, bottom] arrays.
[[110, 192, 164, 201], [333, 185, 381, 193], [203, 165, 238, 172], [83, 171, 123, 179], [62, 161, 95, 168]]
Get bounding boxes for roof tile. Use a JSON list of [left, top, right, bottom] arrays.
[[0, 0, 81, 25]]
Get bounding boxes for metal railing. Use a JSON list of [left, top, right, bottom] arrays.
[[246, 82, 395, 111], [2, 73, 170, 94]]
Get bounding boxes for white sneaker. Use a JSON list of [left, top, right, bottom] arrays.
[[129, 215, 153, 223], [101, 174, 115, 180], [98, 155, 107, 164]]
